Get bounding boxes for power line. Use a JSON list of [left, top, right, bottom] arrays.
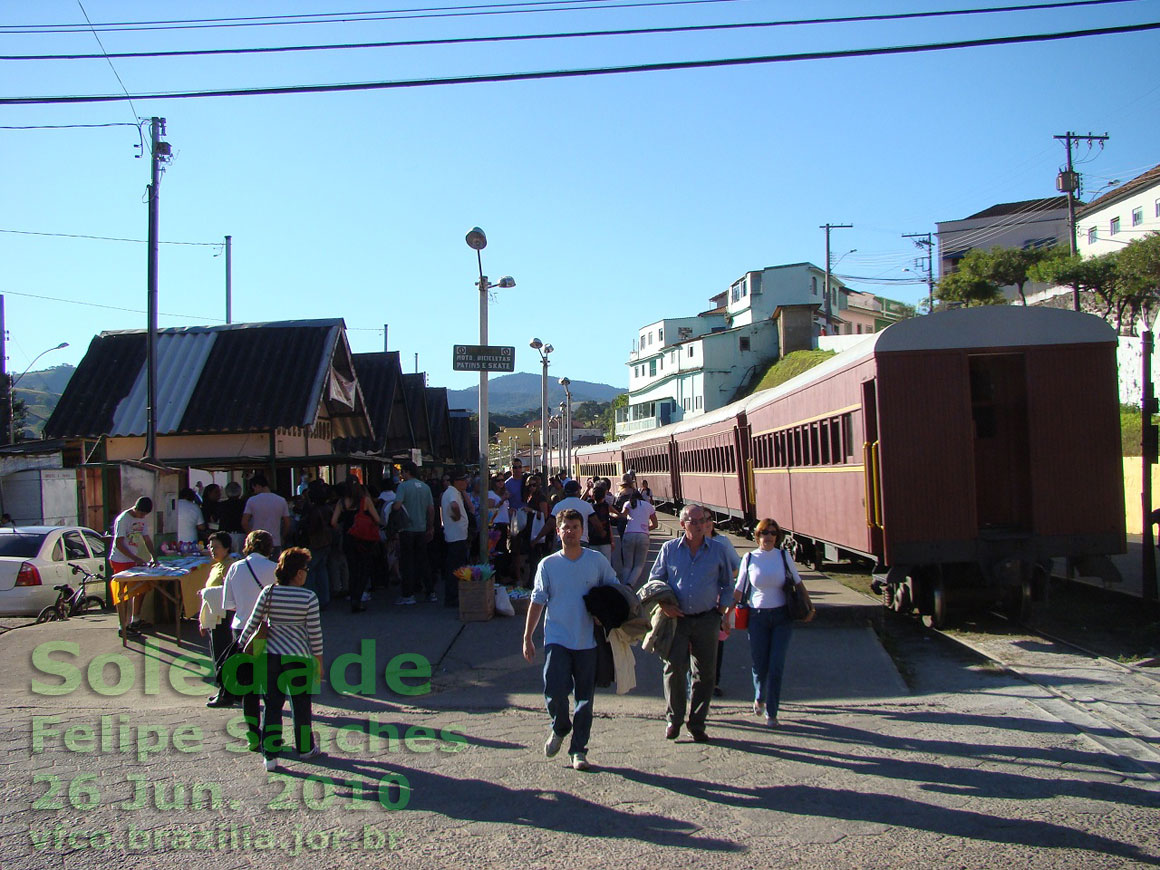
[[0, 228, 221, 246], [1, 288, 225, 321], [4, 20, 1158, 105], [74, 0, 139, 123], [0, 122, 140, 129], [3, 0, 1140, 60]]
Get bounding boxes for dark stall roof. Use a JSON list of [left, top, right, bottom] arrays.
[[425, 387, 454, 463], [449, 412, 477, 465], [401, 374, 434, 459], [338, 352, 415, 456], [45, 319, 372, 440]]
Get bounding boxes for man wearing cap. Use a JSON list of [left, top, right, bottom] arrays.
[[110, 497, 157, 639], [440, 472, 471, 608], [550, 480, 596, 547]]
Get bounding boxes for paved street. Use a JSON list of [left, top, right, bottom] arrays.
[[2, 526, 1158, 869]]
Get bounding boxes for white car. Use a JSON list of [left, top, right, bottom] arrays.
[[0, 526, 110, 617]]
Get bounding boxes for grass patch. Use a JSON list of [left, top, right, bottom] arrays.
[[1121, 403, 1157, 457], [753, 349, 836, 393]]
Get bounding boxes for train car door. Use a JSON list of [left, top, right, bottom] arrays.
[[861, 380, 885, 558], [969, 353, 1031, 532]]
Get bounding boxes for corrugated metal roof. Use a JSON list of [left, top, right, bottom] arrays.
[[426, 387, 453, 462], [339, 352, 414, 455], [46, 319, 371, 440], [402, 374, 434, 458]]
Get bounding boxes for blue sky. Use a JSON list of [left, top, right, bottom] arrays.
[[2, 0, 1159, 393]]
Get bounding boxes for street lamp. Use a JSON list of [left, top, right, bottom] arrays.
[[466, 226, 515, 565], [557, 405, 566, 474], [529, 337, 553, 476], [8, 341, 68, 444], [559, 379, 573, 476]]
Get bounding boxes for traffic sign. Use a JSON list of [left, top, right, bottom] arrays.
[[452, 344, 515, 372]]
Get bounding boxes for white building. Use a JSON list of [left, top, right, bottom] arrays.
[[619, 263, 844, 436], [936, 196, 1070, 288], [1076, 163, 1160, 258]]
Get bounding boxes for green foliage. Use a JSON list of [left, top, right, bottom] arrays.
[[601, 393, 628, 439], [753, 350, 836, 393], [936, 249, 1005, 307]]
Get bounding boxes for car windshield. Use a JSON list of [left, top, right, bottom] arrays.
[[0, 533, 47, 558]]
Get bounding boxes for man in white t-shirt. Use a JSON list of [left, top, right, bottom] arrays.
[[440, 473, 471, 608], [110, 497, 157, 639], [241, 473, 290, 549], [550, 480, 596, 545]]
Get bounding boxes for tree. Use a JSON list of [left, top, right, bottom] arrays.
[[1118, 232, 1160, 332], [936, 251, 1004, 307], [601, 393, 628, 439], [975, 246, 1050, 306], [1032, 249, 1126, 328]]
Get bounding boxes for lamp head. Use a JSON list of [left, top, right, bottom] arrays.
[[558, 377, 570, 387], [544, 344, 553, 354], [530, 338, 543, 349], [465, 227, 487, 250], [497, 276, 516, 289], [54, 342, 69, 350]]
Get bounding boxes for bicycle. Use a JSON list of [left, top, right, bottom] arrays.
[[35, 563, 108, 623]]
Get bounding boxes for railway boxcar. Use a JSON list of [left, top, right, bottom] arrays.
[[572, 442, 623, 483]]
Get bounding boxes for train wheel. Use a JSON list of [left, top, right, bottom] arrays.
[[811, 546, 825, 573], [921, 577, 947, 629], [892, 582, 912, 614], [1002, 579, 1033, 623]]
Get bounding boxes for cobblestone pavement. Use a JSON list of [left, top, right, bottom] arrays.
[[2, 527, 1159, 869]]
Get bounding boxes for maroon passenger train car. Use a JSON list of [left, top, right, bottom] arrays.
[[574, 307, 1125, 624]]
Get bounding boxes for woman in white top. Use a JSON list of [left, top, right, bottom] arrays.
[[615, 489, 658, 588], [733, 518, 808, 728]]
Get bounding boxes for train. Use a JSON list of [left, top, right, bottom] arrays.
[[573, 306, 1126, 626]]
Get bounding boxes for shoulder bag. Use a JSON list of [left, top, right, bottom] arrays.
[[347, 499, 380, 543], [733, 552, 752, 630], [782, 550, 815, 622]]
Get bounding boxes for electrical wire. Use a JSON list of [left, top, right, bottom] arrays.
[[0, 228, 221, 246], [0, 122, 140, 129], [74, 0, 139, 123], [3, 20, 1158, 105], [2, 0, 1142, 60], [0, 288, 225, 322], [934, 198, 1067, 250]]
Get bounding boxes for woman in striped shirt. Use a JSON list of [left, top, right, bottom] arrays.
[[238, 547, 324, 771]]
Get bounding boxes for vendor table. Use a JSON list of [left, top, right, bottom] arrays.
[[110, 556, 213, 647]]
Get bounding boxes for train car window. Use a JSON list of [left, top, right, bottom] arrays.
[[843, 413, 856, 461], [820, 420, 831, 464], [830, 417, 843, 464], [792, 428, 802, 467], [810, 424, 821, 466]]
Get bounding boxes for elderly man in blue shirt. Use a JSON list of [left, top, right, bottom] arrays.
[[648, 503, 734, 743]]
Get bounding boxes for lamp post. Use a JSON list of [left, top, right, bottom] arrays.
[[465, 226, 515, 566], [529, 338, 553, 476], [9, 341, 68, 443], [559, 378, 573, 475]]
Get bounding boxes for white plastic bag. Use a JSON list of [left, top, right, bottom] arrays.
[[494, 583, 515, 617]]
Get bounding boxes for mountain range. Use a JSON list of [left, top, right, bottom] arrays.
[[446, 372, 625, 415]]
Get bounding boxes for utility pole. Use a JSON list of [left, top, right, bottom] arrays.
[[903, 232, 935, 314], [1055, 130, 1109, 311], [224, 235, 232, 323], [0, 295, 8, 446], [821, 223, 852, 334], [383, 324, 388, 352], [145, 117, 171, 463], [1143, 331, 1158, 603]]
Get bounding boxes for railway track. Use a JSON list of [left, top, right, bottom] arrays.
[[933, 613, 1160, 781]]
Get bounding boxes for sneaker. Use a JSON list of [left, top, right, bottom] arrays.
[[361, 590, 372, 603], [299, 744, 323, 761], [264, 757, 278, 772], [753, 700, 765, 717], [428, 592, 439, 603], [544, 730, 564, 758], [395, 596, 417, 606], [765, 717, 780, 729], [571, 752, 590, 771], [118, 626, 143, 639]]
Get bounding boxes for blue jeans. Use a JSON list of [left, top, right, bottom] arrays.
[[543, 644, 597, 756], [747, 606, 793, 717], [307, 546, 330, 608]]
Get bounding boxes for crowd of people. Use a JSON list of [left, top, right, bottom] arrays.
[[105, 463, 814, 773]]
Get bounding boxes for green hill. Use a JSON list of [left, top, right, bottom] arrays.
[[750, 350, 836, 395]]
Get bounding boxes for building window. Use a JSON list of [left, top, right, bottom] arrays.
[[811, 277, 818, 295], [1133, 207, 1144, 226], [731, 284, 741, 303], [688, 345, 694, 358], [1088, 226, 1098, 245], [649, 359, 656, 377], [1156, 198, 1160, 218], [658, 328, 663, 342], [695, 396, 702, 409], [739, 336, 751, 352], [1111, 216, 1121, 235]]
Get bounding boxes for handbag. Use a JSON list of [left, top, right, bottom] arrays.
[[782, 550, 815, 621], [347, 504, 380, 543], [734, 552, 751, 630]]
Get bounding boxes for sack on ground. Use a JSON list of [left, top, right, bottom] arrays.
[[494, 583, 515, 617]]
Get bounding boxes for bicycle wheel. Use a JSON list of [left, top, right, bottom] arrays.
[[36, 605, 62, 623], [74, 595, 107, 615]]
